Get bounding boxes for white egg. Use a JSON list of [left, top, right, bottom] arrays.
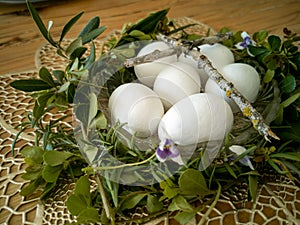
[[199, 43, 235, 70], [158, 93, 233, 145], [109, 83, 164, 137], [178, 43, 234, 88], [205, 63, 260, 112], [134, 41, 177, 87], [178, 54, 209, 87], [153, 61, 201, 110]]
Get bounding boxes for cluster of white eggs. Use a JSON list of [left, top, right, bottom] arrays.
[[108, 41, 260, 146]]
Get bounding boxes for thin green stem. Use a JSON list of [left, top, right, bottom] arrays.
[[83, 152, 156, 172], [197, 181, 222, 225], [95, 175, 115, 224]]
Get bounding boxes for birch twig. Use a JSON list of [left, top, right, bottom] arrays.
[[124, 33, 279, 141]]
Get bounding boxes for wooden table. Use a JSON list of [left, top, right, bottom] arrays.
[[1, 0, 300, 75]]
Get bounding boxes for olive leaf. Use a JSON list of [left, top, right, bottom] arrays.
[[126, 8, 169, 34], [52, 70, 65, 84], [78, 16, 100, 37], [81, 26, 107, 45], [119, 193, 147, 211], [66, 38, 83, 57], [26, 1, 57, 47], [10, 79, 53, 92], [60, 11, 84, 42], [39, 67, 56, 87]]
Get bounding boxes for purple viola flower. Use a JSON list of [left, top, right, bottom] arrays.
[[235, 32, 256, 56], [229, 145, 254, 170], [156, 139, 184, 165]]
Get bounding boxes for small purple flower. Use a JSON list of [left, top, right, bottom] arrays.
[[156, 139, 184, 165], [229, 145, 254, 170], [235, 32, 256, 55]]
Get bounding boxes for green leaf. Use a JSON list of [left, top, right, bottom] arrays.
[[168, 195, 194, 213], [52, 70, 65, 84], [263, 69, 275, 83], [178, 169, 208, 196], [70, 47, 87, 60], [90, 111, 107, 129], [43, 150, 73, 166], [58, 81, 70, 93], [253, 30, 268, 43], [267, 159, 290, 175], [10, 79, 53, 92], [22, 170, 42, 181], [268, 35, 281, 52], [281, 93, 300, 108], [120, 193, 147, 211], [42, 164, 63, 183], [20, 176, 44, 196], [248, 45, 270, 56], [78, 16, 100, 38], [60, 11, 84, 42], [174, 211, 196, 225], [160, 180, 179, 199], [21, 146, 44, 164], [37, 91, 55, 107], [74, 176, 91, 206], [81, 26, 106, 44], [39, 67, 56, 87], [146, 195, 164, 214], [40, 182, 56, 200], [33, 100, 45, 120], [26, 1, 57, 47], [84, 41, 96, 69], [67, 83, 76, 103], [248, 174, 258, 202], [66, 176, 91, 216], [66, 37, 82, 57], [127, 8, 169, 34], [263, 54, 279, 70], [270, 152, 300, 162], [280, 75, 296, 93], [66, 194, 89, 216], [224, 162, 238, 179], [88, 92, 98, 126], [77, 207, 101, 224]]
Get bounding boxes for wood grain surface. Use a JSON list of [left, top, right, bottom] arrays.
[[0, 0, 300, 75]]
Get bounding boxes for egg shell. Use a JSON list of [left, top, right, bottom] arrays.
[[153, 61, 201, 109], [158, 93, 233, 145], [134, 41, 177, 87], [205, 63, 260, 112], [200, 43, 234, 70], [178, 54, 209, 87], [109, 83, 164, 137]]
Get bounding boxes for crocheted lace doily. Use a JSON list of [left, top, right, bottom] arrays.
[[0, 18, 299, 225]]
